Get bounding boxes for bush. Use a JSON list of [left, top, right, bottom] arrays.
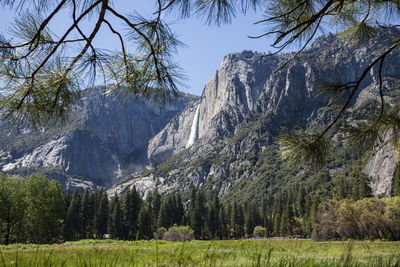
[[153, 227, 166, 240], [312, 197, 400, 241], [163, 225, 194, 242], [253, 226, 267, 238]]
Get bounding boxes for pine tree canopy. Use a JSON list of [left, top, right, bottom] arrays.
[[0, 0, 400, 163]]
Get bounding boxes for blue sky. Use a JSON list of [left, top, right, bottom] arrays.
[[0, 1, 281, 96]]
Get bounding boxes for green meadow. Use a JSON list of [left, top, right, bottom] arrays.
[[0, 239, 399, 266]]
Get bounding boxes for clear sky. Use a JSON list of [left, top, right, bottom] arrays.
[[0, 1, 280, 96]]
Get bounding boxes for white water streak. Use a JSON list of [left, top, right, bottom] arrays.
[[186, 105, 200, 148]]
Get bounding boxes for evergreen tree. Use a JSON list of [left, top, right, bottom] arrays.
[[64, 189, 73, 215], [306, 197, 319, 236], [296, 185, 306, 217], [226, 203, 233, 238], [168, 194, 178, 226], [87, 191, 96, 238], [175, 194, 185, 225], [279, 211, 289, 236], [273, 213, 281, 236], [157, 196, 170, 229], [244, 208, 253, 237], [218, 204, 228, 239], [151, 189, 161, 230], [109, 195, 124, 239], [122, 187, 142, 240], [189, 187, 196, 217], [80, 189, 91, 239], [231, 202, 244, 238], [190, 190, 207, 239], [207, 194, 220, 239], [284, 192, 295, 236], [95, 191, 109, 238], [337, 176, 347, 199], [138, 202, 153, 239], [65, 190, 81, 240]]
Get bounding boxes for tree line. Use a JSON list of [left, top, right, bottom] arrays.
[[1, 174, 400, 244]]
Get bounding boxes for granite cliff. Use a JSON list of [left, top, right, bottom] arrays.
[[1, 30, 399, 198], [110, 30, 400, 199], [0, 88, 196, 190]]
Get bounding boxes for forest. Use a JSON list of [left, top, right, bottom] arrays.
[[1, 174, 399, 245]]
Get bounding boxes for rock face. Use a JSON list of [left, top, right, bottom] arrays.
[[2, 130, 119, 183], [0, 88, 195, 190], [2, 30, 400, 197], [147, 51, 277, 165], [110, 29, 400, 198], [364, 130, 398, 197]]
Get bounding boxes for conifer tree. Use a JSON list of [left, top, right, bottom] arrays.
[[207, 194, 220, 239], [157, 196, 170, 229], [190, 190, 206, 239], [80, 189, 91, 239], [279, 211, 289, 236], [231, 201, 244, 238], [296, 185, 306, 217], [306, 197, 319, 236], [218, 204, 228, 239], [244, 208, 253, 237], [87, 191, 96, 238], [273, 213, 281, 236], [175, 194, 185, 225], [151, 189, 161, 229], [95, 191, 109, 238], [138, 202, 153, 239], [65, 189, 81, 240], [189, 188, 196, 216], [122, 187, 142, 239], [109, 195, 124, 239]]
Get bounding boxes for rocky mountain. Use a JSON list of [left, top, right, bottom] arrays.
[[109, 29, 400, 200], [1, 30, 399, 199], [0, 88, 196, 190]]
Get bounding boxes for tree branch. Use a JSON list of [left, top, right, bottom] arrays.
[[312, 38, 400, 144], [107, 6, 162, 79]]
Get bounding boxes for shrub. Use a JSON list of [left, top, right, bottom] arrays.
[[253, 226, 267, 238], [153, 227, 166, 240], [312, 197, 400, 241], [163, 225, 194, 241]]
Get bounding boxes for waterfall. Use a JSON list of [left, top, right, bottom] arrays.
[[186, 105, 200, 148]]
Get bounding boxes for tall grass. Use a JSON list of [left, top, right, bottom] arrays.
[[0, 239, 399, 266]]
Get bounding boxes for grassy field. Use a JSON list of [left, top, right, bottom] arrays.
[[0, 239, 399, 266]]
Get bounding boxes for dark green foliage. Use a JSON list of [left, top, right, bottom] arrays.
[[95, 191, 109, 239], [296, 185, 306, 217], [230, 202, 244, 238], [157, 196, 171, 229], [65, 190, 81, 241], [122, 187, 142, 239], [109, 195, 124, 239], [2, 172, 399, 244], [190, 190, 207, 239], [207, 194, 220, 239], [0, 174, 64, 244], [138, 202, 153, 240], [80, 189, 92, 239], [218, 204, 228, 239], [0, 175, 26, 244]]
